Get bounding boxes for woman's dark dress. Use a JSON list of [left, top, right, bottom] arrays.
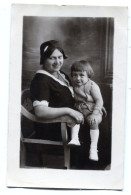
[[30, 69, 75, 141]]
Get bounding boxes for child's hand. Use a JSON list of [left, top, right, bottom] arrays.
[[88, 114, 97, 126]]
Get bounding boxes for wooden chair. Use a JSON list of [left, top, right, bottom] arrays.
[[21, 89, 75, 169]]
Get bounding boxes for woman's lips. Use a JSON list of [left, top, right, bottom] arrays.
[[53, 64, 61, 69]]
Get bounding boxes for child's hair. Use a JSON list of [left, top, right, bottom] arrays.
[[71, 60, 94, 78]]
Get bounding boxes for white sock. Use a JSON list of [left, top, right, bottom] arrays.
[[90, 129, 99, 150], [71, 124, 80, 140]]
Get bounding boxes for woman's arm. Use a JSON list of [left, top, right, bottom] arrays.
[[34, 106, 84, 124]]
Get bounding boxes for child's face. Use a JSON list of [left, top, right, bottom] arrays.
[[72, 71, 88, 86]]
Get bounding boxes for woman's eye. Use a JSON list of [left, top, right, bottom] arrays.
[[49, 57, 54, 60]]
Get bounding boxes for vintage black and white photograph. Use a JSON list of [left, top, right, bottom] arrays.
[[21, 16, 113, 170], [7, 4, 127, 189]]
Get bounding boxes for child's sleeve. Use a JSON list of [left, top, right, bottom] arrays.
[[90, 83, 103, 111]]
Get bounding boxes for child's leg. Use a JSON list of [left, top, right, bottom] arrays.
[[68, 124, 80, 146], [87, 115, 102, 161], [89, 125, 99, 161]]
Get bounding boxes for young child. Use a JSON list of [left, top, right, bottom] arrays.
[[68, 60, 106, 161]]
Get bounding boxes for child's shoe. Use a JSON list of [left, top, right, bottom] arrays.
[[68, 139, 80, 146], [89, 148, 99, 161]]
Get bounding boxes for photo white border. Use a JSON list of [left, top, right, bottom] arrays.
[[7, 4, 128, 189]]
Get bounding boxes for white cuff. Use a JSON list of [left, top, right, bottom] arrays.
[[33, 100, 49, 107]]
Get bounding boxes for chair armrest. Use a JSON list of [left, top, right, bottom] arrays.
[[21, 105, 76, 124]]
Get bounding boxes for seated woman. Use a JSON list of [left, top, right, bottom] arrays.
[[29, 40, 84, 165]]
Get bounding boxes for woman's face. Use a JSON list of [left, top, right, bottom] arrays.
[[43, 49, 64, 74]]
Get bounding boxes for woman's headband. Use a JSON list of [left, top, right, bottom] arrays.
[[40, 40, 68, 65]]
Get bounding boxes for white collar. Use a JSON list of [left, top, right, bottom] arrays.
[[36, 69, 74, 96]]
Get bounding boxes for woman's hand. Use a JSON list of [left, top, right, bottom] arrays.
[[67, 108, 84, 124]]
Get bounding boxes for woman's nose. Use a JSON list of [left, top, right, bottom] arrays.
[[54, 58, 60, 64]]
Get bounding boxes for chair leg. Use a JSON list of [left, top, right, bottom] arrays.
[[64, 145, 70, 169], [61, 123, 70, 169], [20, 140, 26, 167]]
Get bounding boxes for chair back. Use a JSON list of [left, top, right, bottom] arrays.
[[21, 89, 33, 112], [21, 89, 72, 169]]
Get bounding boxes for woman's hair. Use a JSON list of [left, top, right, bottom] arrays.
[[71, 60, 94, 78], [40, 40, 68, 65]]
